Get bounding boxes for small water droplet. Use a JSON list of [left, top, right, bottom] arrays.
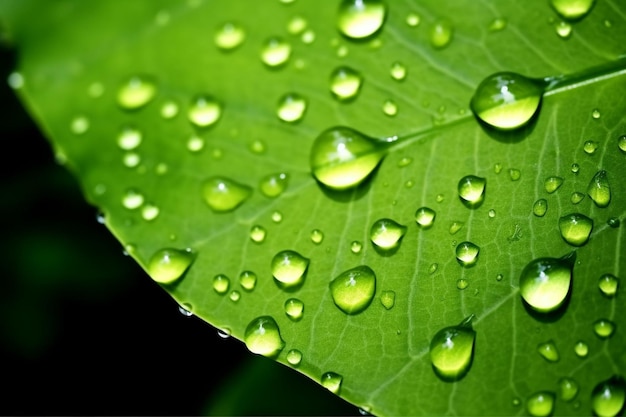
[[202, 177, 252, 212], [592, 108, 601, 119], [310, 229, 324, 244], [321, 371, 343, 394], [213, 274, 230, 294], [559, 213, 593, 246], [271, 250, 310, 288], [587, 170, 611, 208], [449, 221, 464, 235], [570, 191, 585, 204], [489, 18, 507, 31], [229, 290, 241, 302], [350, 240, 363, 254], [215, 22, 246, 50], [216, 328, 231, 339], [598, 274, 619, 297], [494, 163, 503, 174], [261, 37, 291, 67], [239, 270, 257, 291], [271, 210, 283, 223], [537, 340, 560, 362], [458, 175, 486, 207], [382, 99, 398, 116], [429, 315, 476, 380], [591, 375, 626, 417], [593, 318, 616, 338], [87, 82, 104, 98], [141, 204, 160, 221], [287, 15, 307, 35], [519, 254, 574, 313], [558, 377, 579, 402], [122, 188, 144, 210], [187, 136, 205, 153], [117, 76, 156, 110], [277, 93, 307, 122], [117, 126, 142, 150], [488, 209, 496, 218], [244, 316, 285, 357], [430, 20, 453, 49], [574, 340, 589, 358], [550, 0, 595, 20], [527, 391, 555, 417], [555, 21, 572, 38], [330, 67, 363, 101], [310, 126, 388, 190], [415, 207, 436, 228], [618, 135, 626, 153], [160, 100, 179, 119], [122, 152, 140, 168], [398, 156, 412, 167], [544, 176, 564, 193], [380, 290, 395, 310], [330, 265, 376, 314], [436, 194, 445, 203], [7, 71, 24, 89], [370, 218, 407, 251], [607, 217, 620, 228], [509, 168, 521, 181], [301, 29, 315, 44], [337, 0, 386, 39], [455, 242, 480, 267], [390, 62, 407, 81], [470, 72, 544, 130], [496, 273, 504, 281], [533, 199, 548, 217], [456, 279, 469, 290], [583, 140, 599, 154], [178, 303, 193, 317], [188, 95, 222, 128], [259, 172, 289, 198], [287, 349, 303, 366], [284, 298, 304, 321], [147, 248, 194, 284], [70, 116, 89, 135], [250, 225, 267, 243], [429, 263, 439, 274], [571, 163, 580, 174]]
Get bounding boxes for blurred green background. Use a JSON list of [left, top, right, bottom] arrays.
[[0, 44, 357, 415]]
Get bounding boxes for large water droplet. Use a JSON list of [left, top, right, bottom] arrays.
[[458, 175, 486, 207], [330, 67, 363, 101], [587, 170, 611, 208], [261, 37, 291, 67], [370, 218, 407, 251], [593, 318, 616, 338], [430, 20, 453, 48], [598, 274, 619, 297], [550, 0, 595, 20], [271, 250, 310, 288], [559, 377, 579, 402], [537, 340, 560, 362], [559, 213, 593, 246], [215, 22, 246, 50], [321, 372, 343, 394], [284, 298, 304, 321], [415, 207, 436, 228], [277, 93, 307, 122], [544, 176, 564, 193], [526, 391, 555, 417], [147, 248, 194, 284], [519, 254, 573, 313], [591, 375, 626, 417], [310, 126, 388, 190], [533, 199, 548, 217], [213, 274, 230, 294], [188, 95, 222, 128], [470, 72, 544, 130], [244, 316, 285, 357], [260, 172, 289, 198], [429, 315, 476, 380], [117, 76, 157, 110], [330, 265, 376, 314], [202, 177, 252, 212], [337, 0, 386, 39], [455, 241, 480, 267]]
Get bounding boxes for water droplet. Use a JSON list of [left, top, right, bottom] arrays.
[[250, 225, 267, 243], [380, 290, 395, 310], [537, 340, 560, 362], [550, 0, 595, 20], [261, 37, 291, 67], [382, 99, 398, 116], [330, 67, 363, 101], [271, 250, 310, 288], [488, 209, 496, 218], [509, 168, 521, 181], [370, 218, 407, 251], [337, 0, 386, 39], [458, 175, 486, 207], [7, 71, 24, 89], [215, 22, 246, 50], [429, 315, 476, 380], [592, 108, 601, 119], [284, 298, 304, 321], [321, 371, 343, 394], [188, 95, 222, 128], [141, 204, 160, 221], [398, 156, 412, 167], [496, 273, 504, 281], [277, 93, 307, 122], [587, 170, 611, 208], [570, 191, 585, 204], [598, 274, 619, 297], [533, 199, 548, 217], [117, 76, 156, 110], [583, 140, 599, 154], [310, 126, 388, 190], [160, 100, 179, 119], [574, 340, 589, 358], [117, 126, 142, 150], [436, 194, 445, 203], [87, 82, 104, 98], [559, 213, 593, 246], [330, 265, 376, 314], [178, 303, 193, 317], [555, 21, 573, 38], [592, 375, 626, 417], [390, 62, 407, 81], [311, 229, 324, 244], [544, 176, 564, 193], [187, 136, 205, 153], [202, 177, 252, 212], [494, 163, 503, 174], [415, 207, 436, 228], [526, 391, 555, 417], [429, 263, 439, 274], [217, 328, 231, 339], [608, 217, 620, 228], [449, 221, 464, 235], [244, 316, 285, 357], [239, 270, 257, 291], [213, 274, 230, 294], [456, 279, 469, 290], [470, 72, 544, 130], [571, 163, 580, 174], [593, 318, 616, 338], [147, 248, 194, 284], [287, 349, 303, 366], [229, 290, 241, 302], [406, 12, 420, 26], [618, 135, 626, 153], [122, 188, 144, 210], [70, 116, 89, 135], [455, 241, 480, 267], [558, 377, 579, 402], [519, 254, 573, 313], [489, 18, 507, 31], [259, 172, 289, 198], [271, 210, 283, 223], [350, 240, 363, 254], [287, 15, 307, 35], [430, 20, 453, 49], [122, 152, 140, 168]]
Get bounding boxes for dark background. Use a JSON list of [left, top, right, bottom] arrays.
[[0, 45, 356, 415]]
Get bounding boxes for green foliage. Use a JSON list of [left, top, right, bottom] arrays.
[[2, 0, 625, 415]]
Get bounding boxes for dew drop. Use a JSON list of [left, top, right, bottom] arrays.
[[607, 217, 620, 228], [122, 152, 141, 168], [574, 340, 589, 358], [550, 0, 595, 20], [559, 377, 579, 402], [570, 191, 585, 204], [287, 349, 303, 366], [321, 372, 343, 394], [70, 116, 89, 135], [350, 240, 363, 254], [271, 210, 283, 223], [337, 0, 386, 39], [271, 250, 310, 288], [537, 340, 560, 362], [7, 71, 24, 89], [429, 315, 476, 380], [509, 168, 521, 181], [261, 37, 291, 67], [571, 163, 580, 174], [217, 328, 231, 339], [591, 375, 626, 417], [458, 175, 486, 207], [239, 270, 257, 291], [117, 126, 142, 150], [436, 194, 445, 203], [430, 20, 453, 49], [496, 273, 504, 281], [429, 263, 439, 274], [250, 225, 267, 243], [141, 204, 160, 221], [559, 213, 593, 246], [406, 12, 420, 27], [587, 170, 611, 208], [310, 126, 388, 190], [592, 108, 601, 119], [390, 62, 407, 81], [329, 265, 376, 314], [583, 140, 599, 154], [455, 241, 480, 267], [277, 93, 307, 122], [229, 290, 241, 302], [598, 274, 619, 297], [488, 209, 496, 218], [382, 99, 398, 116], [160, 101, 179, 119], [526, 391, 555, 417], [215, 22, 246, 50], [87, 82, 104, 98], [188, 95, 222, 128], [470, 72, 544, 130], [398, 156, 412, 167], [494, 163, 503, 174], [260, 172, 289, 198], [380, 290, 395, 310], [415, 207, 436, 228], [310, 229, 324, 244], [202, 177, 252, 212], [117, 76, 157, 110], [489, 18, 507, 31], [533, 199, 548, 217], [287, 15, 307, 34], [178, 303, 193, 317], [555, 21, 573, 38], [330, 67, 363, 101], [213, 274, 230, 294], [244, 316, 285, 357], [284, 298, 304, 321], [187, 136, 205, 153], [147, 248, 194, 284], [449, 221, 464, 235], [618, 135, 626, 153], [370, 218, 407, 251], [122, 188, 144, 210], [593, 318, 616, 338], [519, 254, 573, 313], [544, 176, 564, 193], [456, 279, 469, 290]]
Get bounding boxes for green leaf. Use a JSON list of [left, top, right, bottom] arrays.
[[3, 0, 625, 415]]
